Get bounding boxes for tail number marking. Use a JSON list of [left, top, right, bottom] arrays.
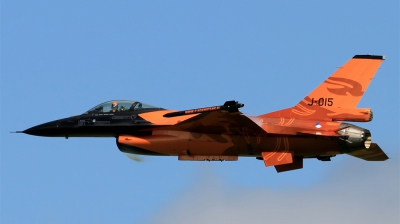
[[307, 98, 333, 106]]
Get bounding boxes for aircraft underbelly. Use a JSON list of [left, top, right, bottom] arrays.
[[116, 131, 341, 157], [117, 131, 237, 156]]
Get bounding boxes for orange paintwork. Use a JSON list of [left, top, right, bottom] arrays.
[[116, 55, 388, 172], [260, 57, 383, 122], [262, 152, 293, 166], [300, 57, 383, 108], [138, 110, 197, 125]]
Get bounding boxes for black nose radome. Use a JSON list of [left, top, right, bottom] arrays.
[[23, 122, 59, 137]]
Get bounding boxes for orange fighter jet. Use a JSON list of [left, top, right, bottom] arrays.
[[21, 55, 388, 172]]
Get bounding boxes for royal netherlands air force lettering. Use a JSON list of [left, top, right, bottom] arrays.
[[307, 98, 334, 106], [185, 106, 220, 114]]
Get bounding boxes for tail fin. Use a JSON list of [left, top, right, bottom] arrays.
[[298, 55, 385, 109], [261, 55, 385, 121]]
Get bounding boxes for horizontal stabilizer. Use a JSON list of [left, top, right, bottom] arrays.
[[347, 143, 388, 161]]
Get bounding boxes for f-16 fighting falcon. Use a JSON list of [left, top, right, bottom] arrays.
[[19, 55, 388, 172]]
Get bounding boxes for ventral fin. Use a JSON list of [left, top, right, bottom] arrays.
[[262, 151, 293, 166], [275, 157, 303, 172]]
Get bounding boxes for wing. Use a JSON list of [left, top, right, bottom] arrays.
[[159, 110, 266, 136]]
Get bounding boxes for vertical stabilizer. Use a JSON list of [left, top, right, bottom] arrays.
[[260, 55, 385, 121], [297, 55, 385, 109]]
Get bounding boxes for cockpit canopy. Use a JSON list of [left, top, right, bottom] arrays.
[[83, 100, 163, 114]]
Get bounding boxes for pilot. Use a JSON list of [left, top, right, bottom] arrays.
[[110, 101, 118, 112]]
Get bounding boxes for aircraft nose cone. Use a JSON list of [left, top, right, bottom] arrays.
[[23, 122, 59, 137], [23, 126, 42, 136]]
